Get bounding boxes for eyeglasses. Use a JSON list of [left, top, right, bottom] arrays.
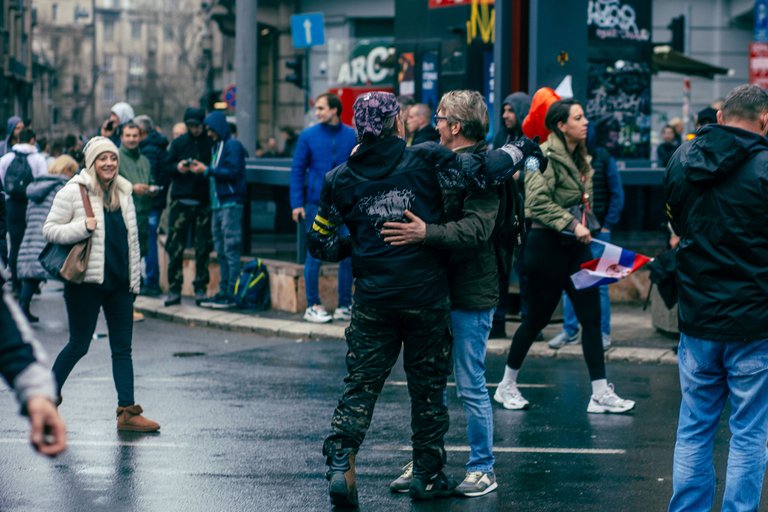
[[433, 115, 449, 124]]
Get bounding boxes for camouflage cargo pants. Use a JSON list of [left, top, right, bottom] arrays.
[[323, 297, 453, 477], [166, 200, 213, 294]]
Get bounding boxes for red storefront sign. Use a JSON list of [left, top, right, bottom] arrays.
[[749, 42, 768, 89], [326, 87, 395, 127]]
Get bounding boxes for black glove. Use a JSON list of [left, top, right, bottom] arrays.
[[511, 136, 547, 172]]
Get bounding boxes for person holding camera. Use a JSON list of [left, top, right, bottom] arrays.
[[163, 108, 213, 307], [117, 123, 158, 321]]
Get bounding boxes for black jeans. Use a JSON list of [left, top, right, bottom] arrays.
[[19, 278, 42, 313], [52, 283, 135, 406], [506, 229, 606, 380], [6, 198, 27, 290], [323, 298, 452, 477]]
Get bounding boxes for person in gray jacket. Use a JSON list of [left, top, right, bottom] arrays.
[[17, 155, 78, 322], [0, 270, 66, 456]]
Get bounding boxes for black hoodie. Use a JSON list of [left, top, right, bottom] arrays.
[[664, 124, 768, 342], [307, 136, 524, 308]]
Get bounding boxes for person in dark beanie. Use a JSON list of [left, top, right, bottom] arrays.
[[163, 108, 213, 307], [0, 128, 48, 293], [491, 92, 531, 338], [308, 91, 542, 507]]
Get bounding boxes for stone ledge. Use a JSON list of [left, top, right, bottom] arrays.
[[134, 297, 676, 364]]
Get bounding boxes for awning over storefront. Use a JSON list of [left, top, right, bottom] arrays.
[[652, 45, 731, 79]]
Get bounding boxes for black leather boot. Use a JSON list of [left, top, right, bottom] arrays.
[[326, 448, 358, 508]]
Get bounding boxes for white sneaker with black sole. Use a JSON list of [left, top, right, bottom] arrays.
[[454, 470, 498, 497], [493, 382, 529, 410], [548, 331, 579, 349], [332, 306, 352, 321], [304, 304, 332, 323], [587, 383, 635, 414]]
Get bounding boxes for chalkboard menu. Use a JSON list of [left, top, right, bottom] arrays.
[[586, 0, 652, 159]]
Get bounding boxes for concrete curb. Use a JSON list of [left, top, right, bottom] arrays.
[[135, 296, 678, 365]]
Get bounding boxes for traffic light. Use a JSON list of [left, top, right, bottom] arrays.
[[669, 15, 685, 53], [286, 55, 305, 89]]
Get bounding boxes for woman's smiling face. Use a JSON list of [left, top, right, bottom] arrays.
[[94, 152, 118, 187]]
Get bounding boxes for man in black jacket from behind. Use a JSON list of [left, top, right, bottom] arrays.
[[307, 91, 541, 507], [664, 84, 768, 512], [163, 108, 213, 306]]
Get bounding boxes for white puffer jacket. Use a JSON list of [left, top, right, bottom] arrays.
[[43, 170, 141, 293]]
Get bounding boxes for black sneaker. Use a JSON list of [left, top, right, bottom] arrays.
[[140, 284, 162, 297], [164, 292, 181, 307], [194, 288, 207, 304], [409, 471, 458, 501]]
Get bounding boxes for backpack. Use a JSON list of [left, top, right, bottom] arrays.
[[493, 177, 525, 276], [4, 150, 33, 200], [233, 259, 271, 310]]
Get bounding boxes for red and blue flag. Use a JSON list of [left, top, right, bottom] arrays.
[[570, 240, 652, 290]]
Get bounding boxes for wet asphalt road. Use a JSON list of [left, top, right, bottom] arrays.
[[0, 292, 763, 511]]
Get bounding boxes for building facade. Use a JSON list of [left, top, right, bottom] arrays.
[[1, 0, 35, 131]]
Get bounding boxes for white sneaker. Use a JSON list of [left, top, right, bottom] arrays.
[[602, 333, 612, 350], [587, 383, 635, 414], [493, 382, 529, 410], [548, 331, 579, 349], [303, 305, 332, 323], [454, 470, 498, 497], [332, 306, 352, 321]]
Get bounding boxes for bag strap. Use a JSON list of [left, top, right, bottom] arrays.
[[78, 184, 94, 218]]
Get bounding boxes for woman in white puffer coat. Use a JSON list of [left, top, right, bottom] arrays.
[[43, 137, 159, 432]]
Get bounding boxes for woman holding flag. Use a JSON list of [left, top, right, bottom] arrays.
[[493, 99, 635, 414]]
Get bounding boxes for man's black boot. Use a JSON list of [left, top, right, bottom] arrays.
[[409, 470, 457, 501], [326, 448, 358, 508]]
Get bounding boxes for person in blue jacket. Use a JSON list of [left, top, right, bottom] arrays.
[[548, 120, 625, 350], [290, 93, 357, 324], [190, 111, 247, 309]]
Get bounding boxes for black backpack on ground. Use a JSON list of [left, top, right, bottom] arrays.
[[4, 151, 33, 200], [233, 259, 271, 311]]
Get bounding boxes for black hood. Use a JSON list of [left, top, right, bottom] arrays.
[[679, 124, 768, 185], [347, 136, 406, 179]]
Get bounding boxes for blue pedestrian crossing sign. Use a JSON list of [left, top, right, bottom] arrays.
[[291, 12, 325, 49]]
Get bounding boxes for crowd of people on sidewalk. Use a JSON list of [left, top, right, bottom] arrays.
[[1, 82, 767, 512]]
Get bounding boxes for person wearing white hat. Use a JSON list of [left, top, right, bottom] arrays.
[[43, 136, 160, 432], [100, 102, 135, 146]]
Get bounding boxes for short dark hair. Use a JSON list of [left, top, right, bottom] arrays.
[[721, 84, 768, 122], [18, 129, 35, 143], [122, 122, 140, 133], [317, 93, 343, 117]]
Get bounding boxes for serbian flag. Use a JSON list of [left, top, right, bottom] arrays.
[[570, 239, 652, 290]]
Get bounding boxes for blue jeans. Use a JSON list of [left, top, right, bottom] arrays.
[[561, 230, 611, 336], [303, 203, 352, 308], [144, 209, 161, 288], [669, 334, 768, 512], [212, 205, 243, 297], [451, 308, 495, 472]]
